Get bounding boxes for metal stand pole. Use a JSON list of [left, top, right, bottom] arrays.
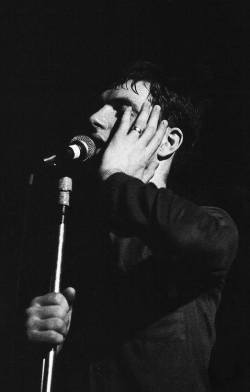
[[40, 176, 72, 392]]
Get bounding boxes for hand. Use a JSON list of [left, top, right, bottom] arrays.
[[99, 102, 168, 183], [25, 287, 76, 347]]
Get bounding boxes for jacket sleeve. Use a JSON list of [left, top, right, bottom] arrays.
[[102, 173, 239, 275]]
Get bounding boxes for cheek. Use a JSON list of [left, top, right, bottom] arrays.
[[104, 111, 120, 138], [105, 108, 118, 129]]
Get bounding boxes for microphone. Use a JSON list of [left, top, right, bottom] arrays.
[[43, 135, 97, 167]]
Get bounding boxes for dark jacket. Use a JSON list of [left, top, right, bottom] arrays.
[[57, 173, 238, 392]]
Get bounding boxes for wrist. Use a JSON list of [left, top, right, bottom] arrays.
[[100, 168, 124, 181]]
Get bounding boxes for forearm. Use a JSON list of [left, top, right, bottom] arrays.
[[102, 172, 238, 271]]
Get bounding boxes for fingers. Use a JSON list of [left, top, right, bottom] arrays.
[[114, 106, 133, 137], [26, 316, 68, 336], [139, 105, 161, 144], [130, 101, 152, 137], [146, 120, 168, 157], [26, 305, 68, 320], [27, 329, 65, 345], [113, 102, 162, 144], [30, 288, 76, 310], [26, 288, 75, 346], [26, 312, 70, 345], [31, 292, 70, 310]]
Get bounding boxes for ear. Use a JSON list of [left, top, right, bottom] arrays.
[[157, 127, 183, 160]]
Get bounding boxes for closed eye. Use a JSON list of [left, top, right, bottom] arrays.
[[109, 98, 139, 116]]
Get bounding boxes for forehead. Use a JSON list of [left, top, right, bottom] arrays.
[[101, 80, 151, 106]]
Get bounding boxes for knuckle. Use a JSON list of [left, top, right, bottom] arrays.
[[47, 330, 57, 340], [26, 316, 37, 330], [48, 330, 64, 344], [47, 318, 64, 331], [44, 318, 54, 330], [56, 319, 66, 333], [30, 296, 40, 306], [25, 306, 35, 316], [54, 306, 66, 319], [47, 330, 57, 341], [55, 336, 64, 344], [56, 318, 65, 329], [56, 334, 64, 344], [48, 292, 63, 305]]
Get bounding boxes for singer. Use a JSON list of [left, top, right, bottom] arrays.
[[25, 62, 238, 391]]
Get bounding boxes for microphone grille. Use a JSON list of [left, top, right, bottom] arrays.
[[71, 135, 96, 160]]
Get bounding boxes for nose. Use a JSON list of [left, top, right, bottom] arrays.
[[89, 106, 109, 131], [90, 113, 105, 130]]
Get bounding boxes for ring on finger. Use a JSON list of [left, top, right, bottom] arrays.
[[132, 126, 143, 137]]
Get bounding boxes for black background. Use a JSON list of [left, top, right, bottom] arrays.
[[1, 2, 250, 390]]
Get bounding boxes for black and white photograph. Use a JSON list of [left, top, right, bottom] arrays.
[[1, 2, 250, 391]]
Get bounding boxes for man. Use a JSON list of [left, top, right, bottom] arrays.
[[25, 62, 238, 391]]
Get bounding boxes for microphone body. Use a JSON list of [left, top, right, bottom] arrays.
[[43, 135, 96, 167]]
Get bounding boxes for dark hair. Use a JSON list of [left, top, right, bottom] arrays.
[[108, 61, 201, 170]]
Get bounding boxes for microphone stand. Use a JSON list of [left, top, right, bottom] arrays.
[[40, 176, 72, 392]]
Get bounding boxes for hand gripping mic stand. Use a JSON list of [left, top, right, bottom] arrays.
[[40, 176, 72, 392]]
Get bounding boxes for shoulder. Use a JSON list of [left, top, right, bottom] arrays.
[[201, 205, 239, 270], [201, 206, 238, 237]]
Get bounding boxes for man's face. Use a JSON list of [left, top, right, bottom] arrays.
[[89, 80, 151, 147]]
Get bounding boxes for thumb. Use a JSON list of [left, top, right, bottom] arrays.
[[62, 287, 76, 307]]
